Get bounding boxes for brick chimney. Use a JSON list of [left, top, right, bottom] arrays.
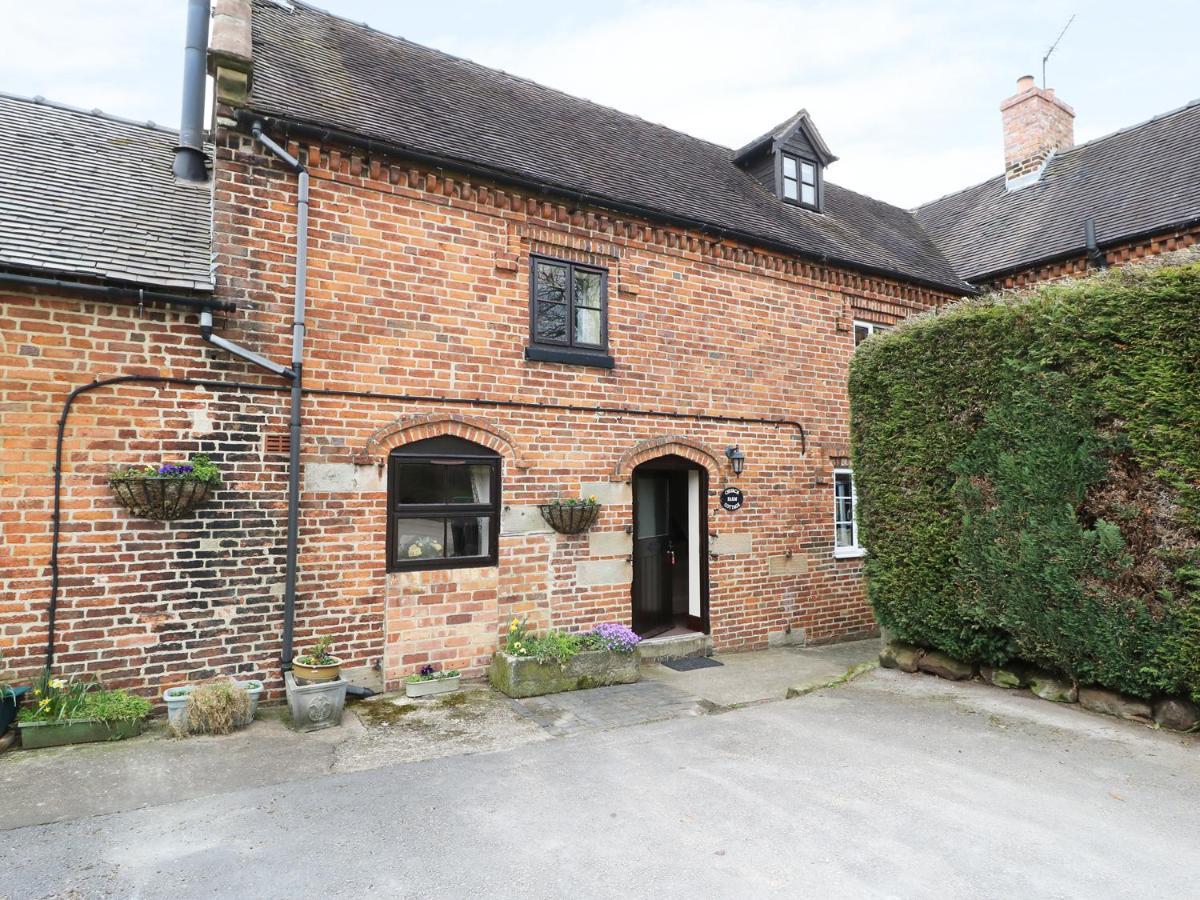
[[1000, 74, 1074, 188]]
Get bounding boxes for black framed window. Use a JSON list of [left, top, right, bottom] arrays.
[[527, 256, 613, 367], [386, 436, 500, 572], [781, 153, 819, 210]]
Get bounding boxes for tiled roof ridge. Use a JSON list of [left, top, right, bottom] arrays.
[[0, 90, 181, 137]]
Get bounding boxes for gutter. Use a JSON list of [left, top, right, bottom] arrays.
[[0, 270, 231, 313], [239, 111, 973, 298], [966, 212, 1200, 286]]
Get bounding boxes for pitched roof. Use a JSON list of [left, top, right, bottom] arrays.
[[0, 93, 212, 292], [245, 0, 967, 294], [733, 109, 837, 165], [914, 98, 1200, 283]]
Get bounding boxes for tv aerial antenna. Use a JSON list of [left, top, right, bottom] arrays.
[[1042, 14, 1076, 88]]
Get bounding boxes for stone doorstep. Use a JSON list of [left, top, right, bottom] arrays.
[[636, 632, 713, 662]]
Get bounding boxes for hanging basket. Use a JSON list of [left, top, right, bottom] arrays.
[[109, 477, 212, 521], [538, 502, 601, 535]]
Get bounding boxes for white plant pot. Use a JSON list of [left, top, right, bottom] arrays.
[[163, 679, 264, 731], [405, 674, 462, 698]]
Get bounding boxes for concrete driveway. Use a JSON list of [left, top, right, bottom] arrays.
[[4, 668, 1198, 899]]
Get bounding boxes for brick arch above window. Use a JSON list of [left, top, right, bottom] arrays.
[[613, 436, 723, 480], [355, 413, 528, 469]]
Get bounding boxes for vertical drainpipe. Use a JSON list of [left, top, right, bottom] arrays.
[[172, 0, 211, 182], [252, 123, 308, 672]]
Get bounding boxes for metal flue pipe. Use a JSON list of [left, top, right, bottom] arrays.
[[173, 0, 211, 182]]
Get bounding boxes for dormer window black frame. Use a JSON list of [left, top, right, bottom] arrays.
[[525, 255, 614, 368], [780, 152, 820, 211]]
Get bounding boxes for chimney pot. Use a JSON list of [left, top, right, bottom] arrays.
[[1017, 74, 1036, 92]]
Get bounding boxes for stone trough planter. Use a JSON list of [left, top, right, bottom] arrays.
[[489, 649, 639, 699], [405, 674, 461, 699], [17, 717, 144, 750], [163, 679, 264, 732]]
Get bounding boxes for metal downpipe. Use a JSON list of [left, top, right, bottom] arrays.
[[252, 124, 308, 672]]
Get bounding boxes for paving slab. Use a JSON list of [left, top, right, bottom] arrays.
[[513, 680, 712, 736], [642, 638, 879, 707]]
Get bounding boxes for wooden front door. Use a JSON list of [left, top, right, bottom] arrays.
[[632, 470, 673, 634]]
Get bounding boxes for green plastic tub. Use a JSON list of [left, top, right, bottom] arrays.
[[17, 717, 144, 750]]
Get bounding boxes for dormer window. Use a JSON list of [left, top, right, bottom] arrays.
[[782, 154, 818, 209], [734, 109, 836, 215]]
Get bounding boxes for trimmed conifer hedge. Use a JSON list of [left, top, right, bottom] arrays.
[[850, 257, 1200, 701]]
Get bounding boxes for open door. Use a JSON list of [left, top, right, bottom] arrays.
[[631, 456, 708, 637]]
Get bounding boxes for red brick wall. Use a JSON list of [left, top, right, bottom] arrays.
[[0, 125, 956, 699], [979, 222, 1200, 291]]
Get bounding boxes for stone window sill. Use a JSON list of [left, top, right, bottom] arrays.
[[525, 345, 615, 369]]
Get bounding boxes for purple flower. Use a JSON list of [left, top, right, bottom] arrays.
[[157, 464, 194, 476], [419, 664, 436, 677], [590, 622, 640, 653]]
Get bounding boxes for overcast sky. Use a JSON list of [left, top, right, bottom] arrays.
[[2, 1, 1197, 209]]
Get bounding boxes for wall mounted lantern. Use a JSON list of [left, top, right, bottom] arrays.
[[725, 445, 746, 476]]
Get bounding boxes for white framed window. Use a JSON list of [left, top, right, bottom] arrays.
[[853, 320, 890, 347], [833, 468, 865, 558]]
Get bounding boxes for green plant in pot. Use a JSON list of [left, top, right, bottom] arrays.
[[292, 636, 341, 684]]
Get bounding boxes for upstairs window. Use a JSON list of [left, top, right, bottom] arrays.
[[782, 153, 819, 209], [853, 320, 890, 347], [387, 436, 500, 572], [833, 468, 864, 558], [526, 256, 613, 368]]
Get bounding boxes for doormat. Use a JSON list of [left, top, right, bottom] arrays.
[[661, 656, 723, 671]]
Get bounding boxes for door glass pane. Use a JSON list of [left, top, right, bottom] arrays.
[[574, 269, 602, 308], [535, 301, 567, 342], [442, 464, 492, 504], [394, 464, 443, 504], [446, 516, 490, 558], [635, 475, 668, 538], [575, 306, 602, 346], [394, 518, 446, 561], [535, 260, 567, 303]]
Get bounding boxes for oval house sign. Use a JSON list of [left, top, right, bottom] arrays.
[[720, 487, 744, 511]]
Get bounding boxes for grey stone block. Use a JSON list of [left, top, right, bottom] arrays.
[[589, 530, 632, 556], [1078, 687, 1152, 722], [489, 650, 640, 699], [580, 481, 632, 505], [576, 558, 632, 587], [767, 628, 805, 648], [917, 649, 974, 681], [501, 505, 553, 535], [285, 672, 348, 732], [1028, 672, 1078, 703], [767, 554, 808, 576], [712, 533, 752, 555], [1153, 696, 1200, 732], [879, 642, 924, 673]]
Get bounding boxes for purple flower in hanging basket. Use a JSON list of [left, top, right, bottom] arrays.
[[590, 622, 641, 653], [156, 463, 195, 477]]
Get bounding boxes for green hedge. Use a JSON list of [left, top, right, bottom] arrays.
[[850, 259, 1200, 700]]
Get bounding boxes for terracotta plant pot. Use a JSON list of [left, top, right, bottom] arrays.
[[291, 657, 342, 684]]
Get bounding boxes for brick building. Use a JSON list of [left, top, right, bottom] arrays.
[[2, 0, 1197, 699], [915, 76, 1200, 290]]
